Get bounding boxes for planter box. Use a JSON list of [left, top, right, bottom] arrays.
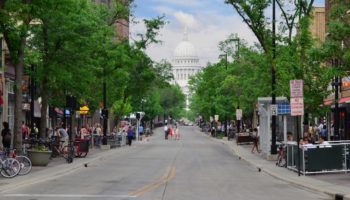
[[27, 150, 52, 166]]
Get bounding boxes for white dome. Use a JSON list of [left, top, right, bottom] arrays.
[[173, 41, 198, 59]]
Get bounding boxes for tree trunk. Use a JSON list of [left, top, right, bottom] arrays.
[[13, 37, 26, 150], [39, 24, 49, 139], [39, 77, 48, 138]]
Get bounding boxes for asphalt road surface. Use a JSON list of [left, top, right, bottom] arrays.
[[0, 126, 330, 200]]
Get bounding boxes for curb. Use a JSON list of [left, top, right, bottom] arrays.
[[225, 140, 347, 200], [197, 128, 347, 200]]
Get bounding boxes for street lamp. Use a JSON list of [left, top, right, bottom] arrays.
[[219, 35, 241, 136], [271, 0, 277, 155], [332, 41, 344, 140]]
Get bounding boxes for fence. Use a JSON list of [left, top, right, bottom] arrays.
[[287, 141, 350, 175]]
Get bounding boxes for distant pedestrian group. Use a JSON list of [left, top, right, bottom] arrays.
[[164, 124, 180, 140]]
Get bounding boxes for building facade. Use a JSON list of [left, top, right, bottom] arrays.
[[92, 0, 129, 40], [309, 7, 326, 43], [171, 30, 202, 109]]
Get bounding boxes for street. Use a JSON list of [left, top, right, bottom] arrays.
[[0, 126, 329, 200]]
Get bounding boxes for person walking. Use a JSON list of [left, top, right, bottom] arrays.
[[127, 126, 135, 146], [164, 124, 169, 140], [1, 122, 11, 149], [175, 126, 180, 140], [251, 128, 260, 153]]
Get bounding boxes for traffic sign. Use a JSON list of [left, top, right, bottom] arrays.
[[290, 80, 303, 97], [271, 105, 278, 116], [291, 97, 304, 116]]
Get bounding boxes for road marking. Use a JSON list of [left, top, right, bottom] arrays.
[[3, 194, 137, 198], [129, 166, 176, 197]]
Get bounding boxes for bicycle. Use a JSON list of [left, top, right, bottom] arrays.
[[0, 151, 20, 178], [7, 148, 32, 176], [276, 144, 286, 167], [49, 139, 74, 163]]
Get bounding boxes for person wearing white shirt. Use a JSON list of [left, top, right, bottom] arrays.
[[319, 136, 331, 148]]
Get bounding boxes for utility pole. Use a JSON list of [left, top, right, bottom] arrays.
[[102, 79, 108, 145], [271, 0, 277, 155]]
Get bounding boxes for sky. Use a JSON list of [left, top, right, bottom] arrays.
[[130, 0, 325, 65]]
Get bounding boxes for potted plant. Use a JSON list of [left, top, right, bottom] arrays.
[[27, 143, 52, 166]]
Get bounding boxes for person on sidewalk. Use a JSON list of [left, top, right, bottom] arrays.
[[127, 126, 135, 146], [1, 122, 11, 149], [319, 136, 331, 148], [251, 128, 260, 153]]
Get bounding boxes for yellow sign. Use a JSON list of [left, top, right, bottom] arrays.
[[79, 105, 89, 115]]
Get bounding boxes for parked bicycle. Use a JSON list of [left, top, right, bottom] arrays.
[[0, 151, 20, 178], [6, 148, 32, 176], [276, 144, 287, 167]]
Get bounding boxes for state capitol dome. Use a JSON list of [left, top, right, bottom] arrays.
[[173, 40, 198, 59], [171, 28, 202, 110]]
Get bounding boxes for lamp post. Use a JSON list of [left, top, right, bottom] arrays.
[[332, 41, 344, 140], [102, 79, 108, 145], [271, 0, 277, 155], [332, 60, 340, 140], [219, 35, 241, 136], [219, 53, 228, 137]]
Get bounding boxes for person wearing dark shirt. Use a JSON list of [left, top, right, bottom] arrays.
[[1, 122, 11, 149], [127, 126, 135, 146]]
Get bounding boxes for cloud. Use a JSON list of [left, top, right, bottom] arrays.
[[148, 0, 202, 7], [173, 11, 199, 29], [131, 1, 259, 66]]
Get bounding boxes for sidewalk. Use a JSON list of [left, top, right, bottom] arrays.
[[216, 137, 350, 200], [0, 140, 144, 193]]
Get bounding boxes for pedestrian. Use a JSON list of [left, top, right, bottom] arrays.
[[251, 128, 260, 153], [80, 125, 90, 140], [164, 124, 169, 140], [127, 126, 135, 146], [175, 126, 180, 140], [21, 121, 29, 140], [169, 126, 174, 140], [1, 122, 11, 149], [320, 125, 328, 139]]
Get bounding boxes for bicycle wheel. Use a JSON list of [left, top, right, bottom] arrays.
[[1, 158, 20, 178], [63, 145, 74, 163], [16, 156, 32, 175], [277, 155, 286, 167]]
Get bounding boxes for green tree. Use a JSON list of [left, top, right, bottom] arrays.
[[0, 0, 33, 149]]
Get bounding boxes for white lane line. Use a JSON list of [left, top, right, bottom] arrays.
[[3, 194, 137, 198]]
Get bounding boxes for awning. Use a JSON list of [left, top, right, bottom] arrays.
[[339, 97, 350, 103], [324, 99, 332, 106]]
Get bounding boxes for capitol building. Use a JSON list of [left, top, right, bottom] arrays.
[[171, 30, 203, 109]]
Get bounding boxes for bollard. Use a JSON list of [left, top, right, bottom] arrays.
[[335, 194, 343, 200]]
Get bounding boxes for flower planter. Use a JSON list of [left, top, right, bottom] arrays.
[[27, 150, 52, 166]]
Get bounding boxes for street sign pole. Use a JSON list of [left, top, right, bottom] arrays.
[[290, 79, 304, 176]]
